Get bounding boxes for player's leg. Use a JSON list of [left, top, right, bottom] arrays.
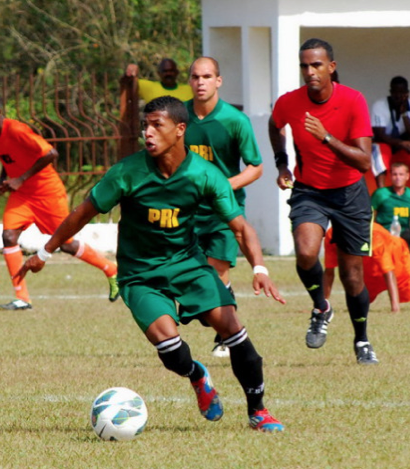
[[0, 193, 33, 310], [60, 239, 119, 302], [203, 305, 283, 432], [122, 278, 223, 422], [207, 256, 232, 357], [294, 222, 334, 348], [1, 228, 32, 310], [146, 314, 223, 421], [204, 227, 238, 357], [288, 183, 335, 348], [332, 177, 377, 364], [338, 251, 378, 365]]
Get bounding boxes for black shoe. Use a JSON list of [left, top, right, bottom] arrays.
[[0, 299, 33, 310], [306, 302, 334, 349], [354, 342, 379, 365]]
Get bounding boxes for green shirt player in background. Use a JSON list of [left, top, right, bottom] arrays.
[[18, 96, 286, 433], [372, 162, 410, 237], [185, 57, 263, 357]]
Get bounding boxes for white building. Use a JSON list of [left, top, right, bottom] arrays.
[[202, 0, 410, 254]]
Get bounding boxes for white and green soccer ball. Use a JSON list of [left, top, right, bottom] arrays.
[[90, 387, 148, 441]]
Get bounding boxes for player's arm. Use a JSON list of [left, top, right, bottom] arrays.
[[304, 112, 371, 172], [0, 165, 8, 194], [384, 270, 400, 313], [373, 126, 410, 152], [2, 148, 58, 192], [227, 214, 285, 304], [16, 198, 99, 279], [228, 164, 263, 191], [268, 115, 293, 190]]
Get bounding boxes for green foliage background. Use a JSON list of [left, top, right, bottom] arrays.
[[0, 0, 202, 82]]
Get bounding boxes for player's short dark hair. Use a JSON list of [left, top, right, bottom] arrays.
[[143, 96, 189, 125], [300, 38, 334, 61], [390, 76, 408, 90]]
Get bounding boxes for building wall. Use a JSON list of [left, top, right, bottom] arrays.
[[202, 0, 410, 254]]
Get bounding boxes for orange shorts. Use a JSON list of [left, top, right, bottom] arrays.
[[3, 191, 74, 243]]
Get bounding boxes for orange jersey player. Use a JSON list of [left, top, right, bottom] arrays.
[[324, 223, 410, 313], [0, 116, 119, 310]]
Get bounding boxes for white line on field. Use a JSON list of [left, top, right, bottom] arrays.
[[0, 290, 346, 301], [32, 394, 410, 409]]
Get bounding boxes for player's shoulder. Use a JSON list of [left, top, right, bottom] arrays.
[[110, 150, 149, 174], [217, 99, 252, 126], [4, 118, 34, 136], [372, 186, 392, 199], [188, 149, 226, 175]]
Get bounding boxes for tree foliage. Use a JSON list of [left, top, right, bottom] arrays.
[[0, 0, 202, 81]]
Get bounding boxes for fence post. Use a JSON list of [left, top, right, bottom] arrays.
[[119, 75, 139, 159]]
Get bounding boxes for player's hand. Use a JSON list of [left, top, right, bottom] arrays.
[[399, 141, 410, 153], [390, 302, 400, 313], [125, 63, 139, 77], [2, 177, 24, 192], [276, 166, 294, 190], [14, 255, 45, 282], [304, 112, 327, 141], [252, 274, 286, 304]]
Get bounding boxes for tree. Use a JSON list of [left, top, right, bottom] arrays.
[[0, 0, 202, 81]]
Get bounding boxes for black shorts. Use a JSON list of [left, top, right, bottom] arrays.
[[288, 178, 372, 256]]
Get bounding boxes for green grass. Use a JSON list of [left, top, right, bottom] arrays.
[[1, 255, 409, 468]]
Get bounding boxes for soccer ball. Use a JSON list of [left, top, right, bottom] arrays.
[[90, 387, 148, 441]]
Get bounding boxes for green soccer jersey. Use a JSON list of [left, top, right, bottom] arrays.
[[89, 149, 242, 284], [371, 186, 410, 233], [184, 98, 262, 210]]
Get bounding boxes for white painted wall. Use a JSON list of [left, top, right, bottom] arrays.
[[0, 224, 118, 253], [202, 0, 410, 254]]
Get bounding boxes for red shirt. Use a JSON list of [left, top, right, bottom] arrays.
[[0, 119, 66, 197], [272, 82, 372, 189]]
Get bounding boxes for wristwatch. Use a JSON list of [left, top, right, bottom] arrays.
[[322, 133, 332, 144]]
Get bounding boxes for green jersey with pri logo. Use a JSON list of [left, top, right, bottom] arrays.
[[89, 149, 242, 284], [371, 186, 410, 233], [184, 98, 262, 212]]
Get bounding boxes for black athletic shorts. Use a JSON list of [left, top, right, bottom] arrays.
[[287, 177, 372, 256]]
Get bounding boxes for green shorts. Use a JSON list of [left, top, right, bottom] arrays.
[[120, 251, 236, 333], [195, 214, 239, 267]]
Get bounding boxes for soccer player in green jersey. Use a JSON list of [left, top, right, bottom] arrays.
[[372, 162, 410, 236], [185, 57, 263, 357], [18, 96, 285, 433]]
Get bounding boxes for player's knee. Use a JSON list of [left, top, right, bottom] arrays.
[[60, 240, 79, 255], [156, 336, 193, 376], [2, 229, 20, 247]]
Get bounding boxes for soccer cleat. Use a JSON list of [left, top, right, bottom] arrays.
[[354, 342, 379, 365], [0, 299, 32, 311], [249, 408, 284, 432], [212, 342, 230, 358], [191, 361, 223, 421], [108, 275, 120, 302], [306, 302, 334, 349]]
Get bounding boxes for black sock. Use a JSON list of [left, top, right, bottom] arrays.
[[226, 329, 265, 415], [156, 336, 203, 381], [296, 261, 327, 311], [346, 287, 369, 343]]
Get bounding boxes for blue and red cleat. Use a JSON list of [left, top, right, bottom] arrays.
[[249, 408, 284, 432], [191, 361, 223, 421]]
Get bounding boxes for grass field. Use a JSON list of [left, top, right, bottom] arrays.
[[1, 254, 409, 469]]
